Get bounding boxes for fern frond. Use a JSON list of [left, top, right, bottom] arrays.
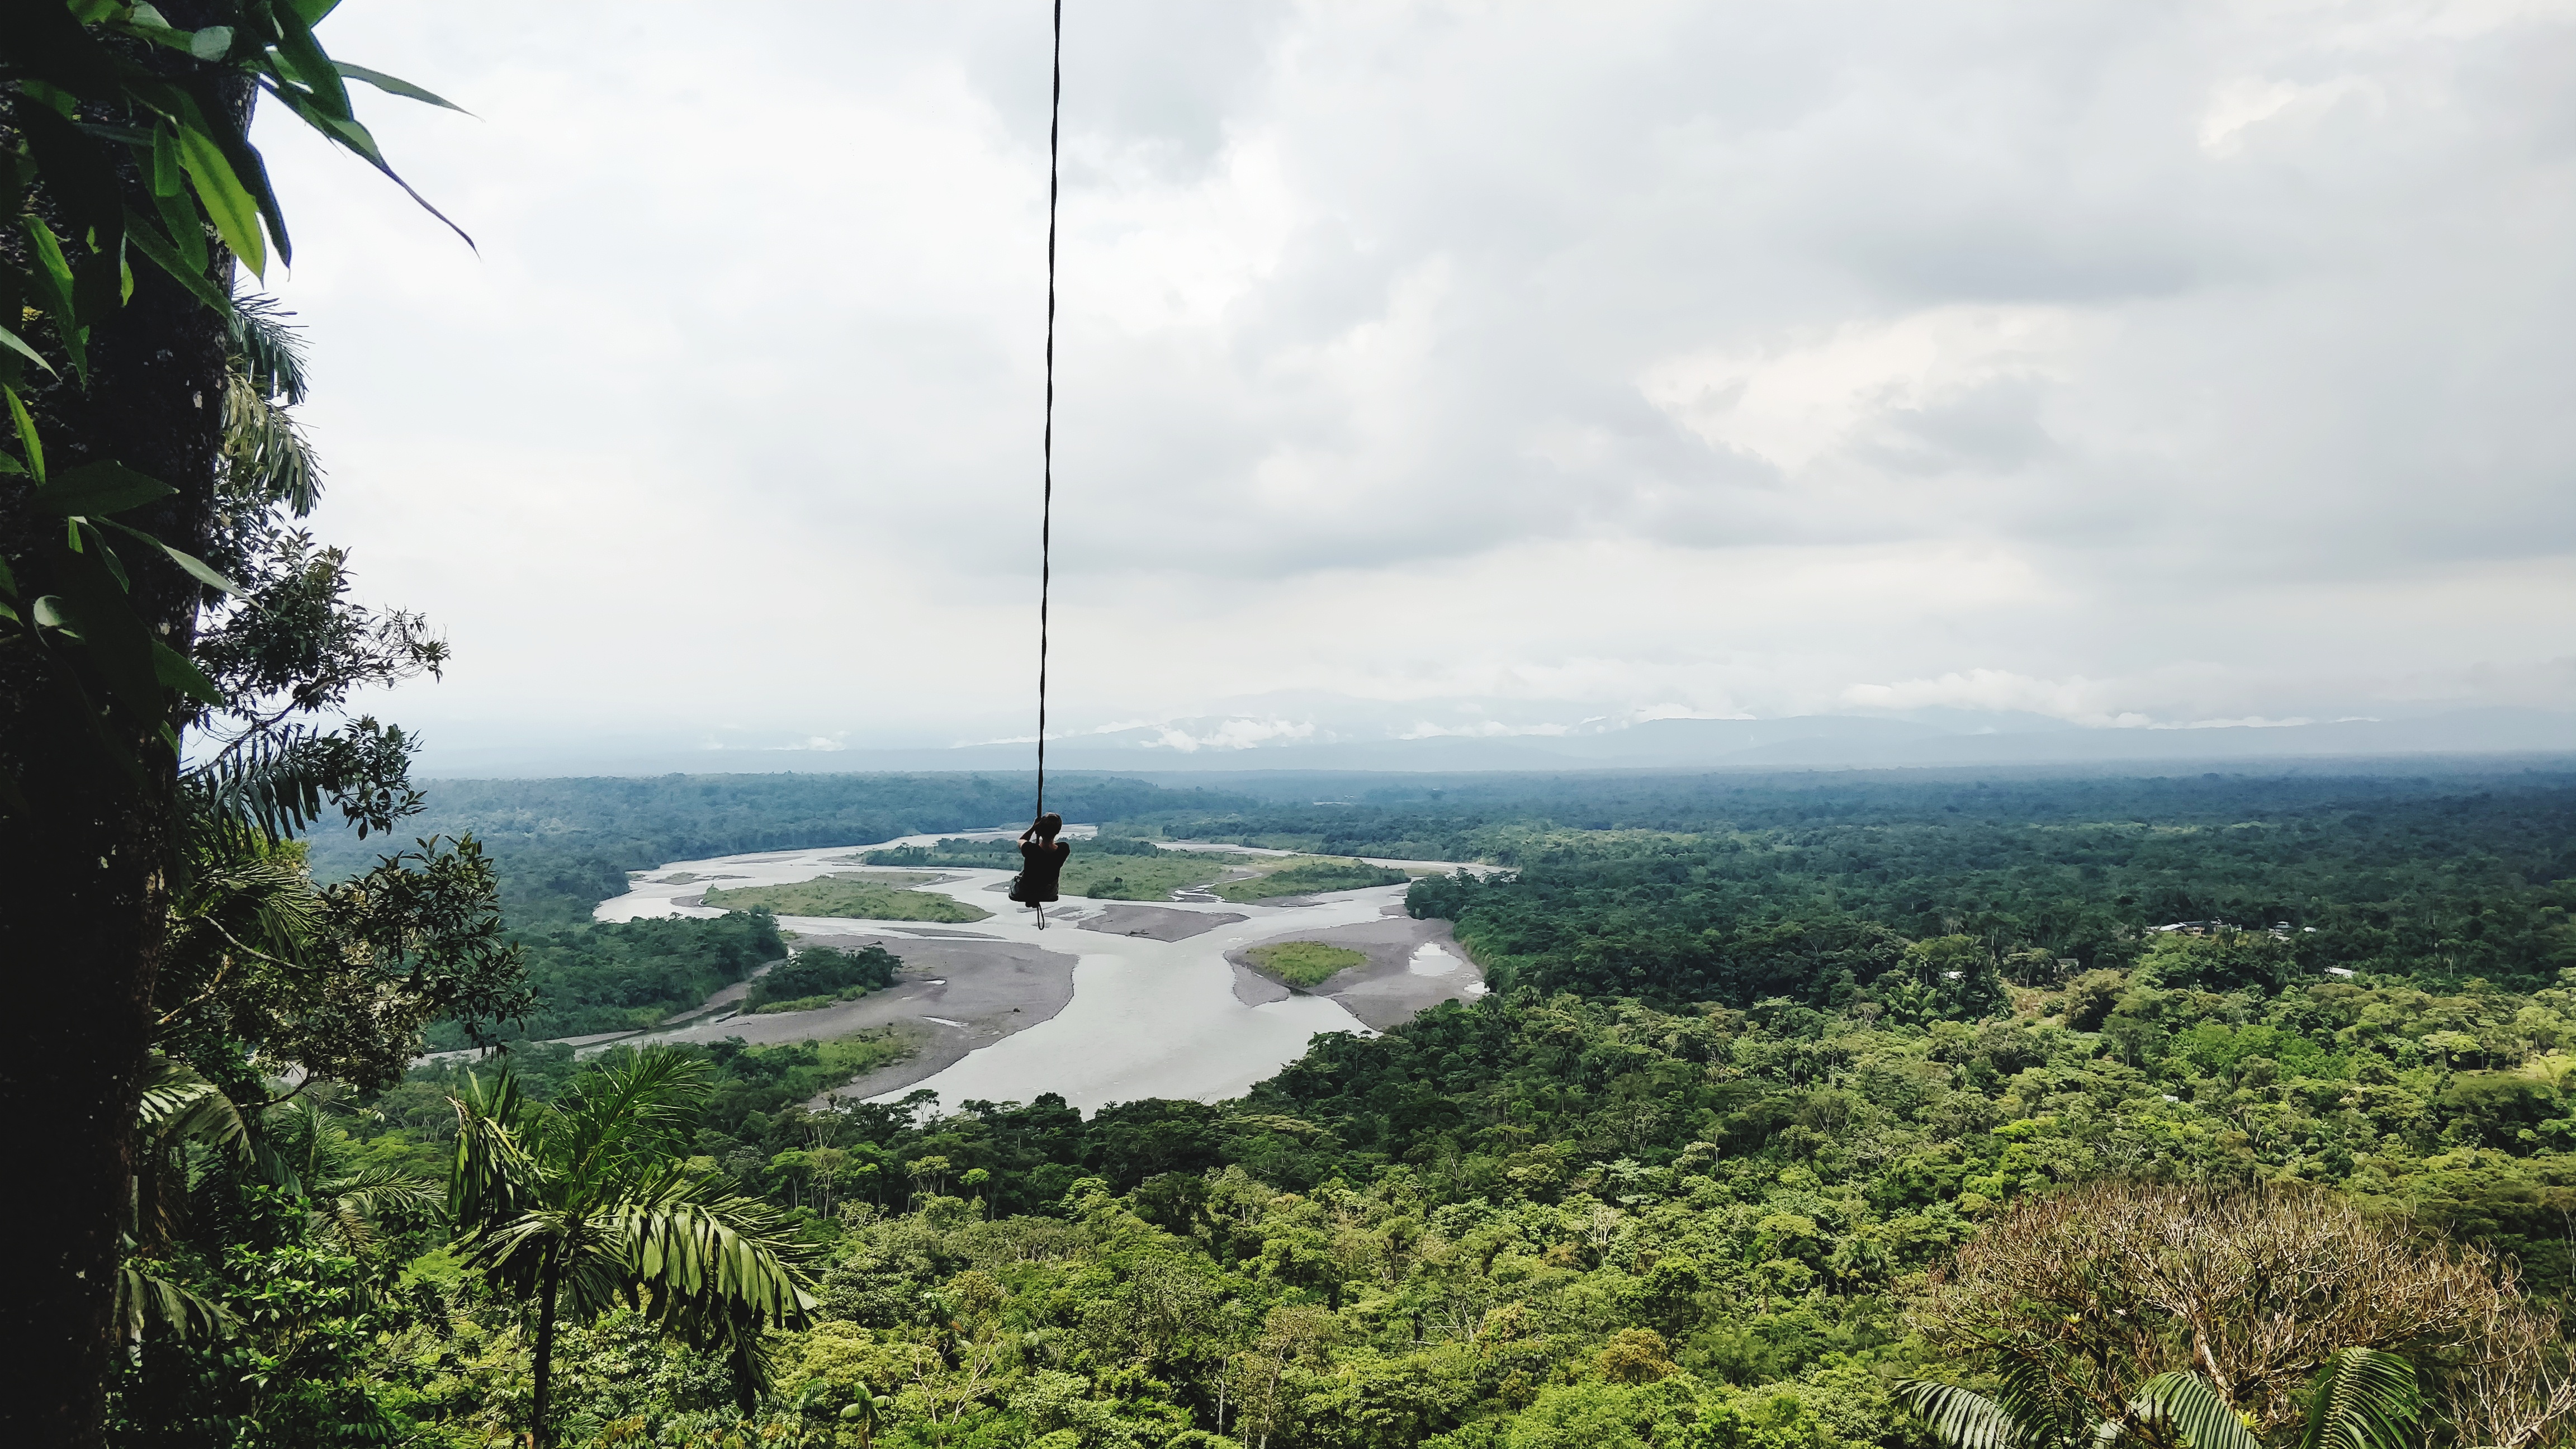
[[220, 363, 320, 516], [1898, 1380, 2027, 1449], [2302, 1349, 2419, 1449], [190, 718, 428, 844], [226, 292, 310, 406], [2137, 1371, 2262, 1449], [311, 1166, 446, 1250]]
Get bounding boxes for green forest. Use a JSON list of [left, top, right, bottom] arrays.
[[749, 945, 907, 1014], [107, 765, 2576, 1449]]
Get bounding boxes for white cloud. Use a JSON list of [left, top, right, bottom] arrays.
[[1639, 306, 2094, 472], [2198, 75, 2384, 155], [1141, 718, 1318, 752], [1396, 720, 1575, 740], [1843, 671, 2149, 728], [249, 1, 2576, 758]]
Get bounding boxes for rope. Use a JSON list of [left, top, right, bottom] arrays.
[[1028, 0, 1063, 930], [1036, 0, 1061, 827]]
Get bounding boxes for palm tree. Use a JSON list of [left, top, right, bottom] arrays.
[[446, 1049, 819, 1447], [264, 1094, 444, 1254], [120, 1057, 250, 1345], [1898, 1348, 2421, 1449]]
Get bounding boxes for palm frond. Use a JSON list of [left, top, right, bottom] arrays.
[[136, 1056, 252, 1163], [617, 1159, 817, 1334], [226, 292, 311, 406], [553, 1049, 713, 1182], [116, 1261, 232, 1343], [321, 1165, 446, 1220], [450, 1208, 577, 1300], [164, 846, 326, 1016], [310, 1165, 446, 1251], [2136, 1372, 2262, 1449], [220, 363, 321, 516], [263, 1095, 334, 1185], [1898, 1380, 2029, 1449], [617, 1183, 817, 1406], [188, 725, 362, 845], [177, 843, 322, 944], [448, 1068, 544, 1232], [2302, 1350, 2420, 1449]]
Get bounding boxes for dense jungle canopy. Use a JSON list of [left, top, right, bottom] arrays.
[[111, 765, 2576, 1448]]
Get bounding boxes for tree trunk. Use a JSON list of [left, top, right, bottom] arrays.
[[0, 143, 229, 1449], [533, 1249, 564, 1449]]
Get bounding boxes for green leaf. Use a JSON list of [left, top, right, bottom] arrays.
[[11, 82, 125, 240], [187, 86, 293, 271], [6, 385, 46, 482], [0, 324, 58, 380], [0, 556, 15, 594], [0, 454, 21, 476], [151, 638, 223, 707], [52, 553, 164, 723], [100, 519, 243, 595], [148, 177, 211, 277], [262, 83, 385, 167], [171, 110, 265, 276], [335, 61, 471, 114], [36, 461, 176, 517], [121, 208, 231, 313], [269, 5, 352, 119], [77, 520, 132, 591], [22, 216, 89, 382], [260, 83, 477, 251], [188, 25, 234, 61], [148, 124, 186, 198]]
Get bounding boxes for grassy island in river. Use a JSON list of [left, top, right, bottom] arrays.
[[700, 873, 993, 922]]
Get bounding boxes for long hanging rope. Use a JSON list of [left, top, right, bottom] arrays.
[[1036, 0, 1062, 828]]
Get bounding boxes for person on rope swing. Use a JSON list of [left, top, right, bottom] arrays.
[[1010, 813, 1070, 925]]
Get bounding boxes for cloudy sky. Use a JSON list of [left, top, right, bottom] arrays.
[[254, 1, 2576, 760]]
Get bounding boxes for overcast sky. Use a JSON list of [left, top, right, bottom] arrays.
[[254, 1, 2576, 757]]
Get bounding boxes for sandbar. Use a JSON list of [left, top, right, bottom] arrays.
[[610, 931, 1079, 1102], [1227, 906, 1488, 1029], [1077, 903, 1249, 942]]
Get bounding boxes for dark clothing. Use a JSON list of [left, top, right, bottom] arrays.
[[1011, 838, 1070, 903]]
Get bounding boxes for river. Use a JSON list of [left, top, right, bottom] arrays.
[[590, 828, 1483, 1114]]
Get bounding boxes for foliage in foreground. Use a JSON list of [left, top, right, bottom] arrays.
[[444, 1051, 819, 1443]]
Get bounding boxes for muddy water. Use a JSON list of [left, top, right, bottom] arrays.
[[590, 828, 1456, 1114]]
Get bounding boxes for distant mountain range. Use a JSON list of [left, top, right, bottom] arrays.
[[414, 707, 2575, 778]]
